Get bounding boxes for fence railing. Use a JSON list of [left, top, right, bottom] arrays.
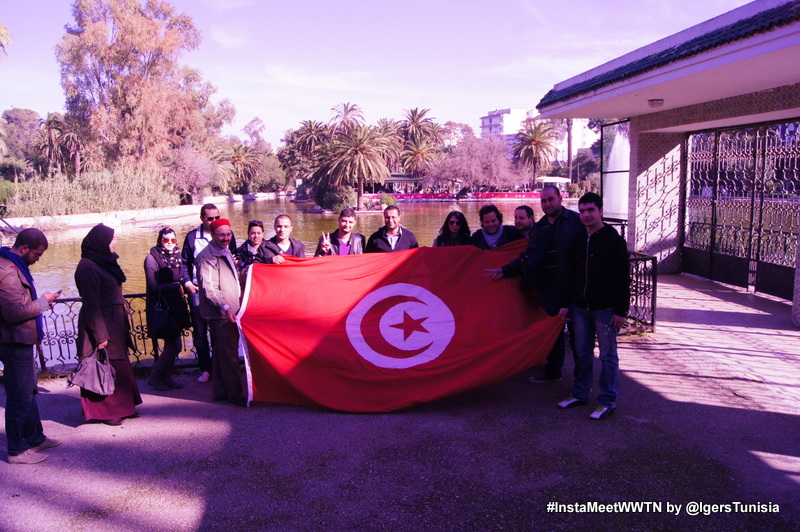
[[34, 255, 658, 371], [38, 293, 198, 373], [626, 252, 657, 333]]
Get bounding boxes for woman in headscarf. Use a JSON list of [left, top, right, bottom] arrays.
[[75, 224, 141, 426], [144, 227, 190, 391]]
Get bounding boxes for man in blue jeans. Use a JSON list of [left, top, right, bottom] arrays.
[[558, 193, 630, 420], [0, 228, 62, 463]]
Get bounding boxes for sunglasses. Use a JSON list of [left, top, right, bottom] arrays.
[[206, 216, 221, 221], [162, 238, 178, 244], [448, 220, 461, 225]]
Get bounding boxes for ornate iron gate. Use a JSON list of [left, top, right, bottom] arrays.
[[684, 120, 800, 300]]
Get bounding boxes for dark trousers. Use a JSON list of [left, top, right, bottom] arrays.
[[538, 290, 575, 380], [208, 319, 243, 402], [0, 343, 45, 456], [188, 292, 212, 373]]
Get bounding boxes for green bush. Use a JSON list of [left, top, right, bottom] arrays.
[[380, 193, 397, 206], [314, 185, 356, 212]]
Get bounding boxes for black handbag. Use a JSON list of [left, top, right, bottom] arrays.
[[67, 348, 116, 396], [148, 296, 177, 338]]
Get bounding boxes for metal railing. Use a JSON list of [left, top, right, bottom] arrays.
[[626, 252, 657, 333], [38, 294, 198, 372]]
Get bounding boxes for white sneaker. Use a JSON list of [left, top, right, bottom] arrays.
[[9, 449, 47, 464], [197, 371, 210, 383]]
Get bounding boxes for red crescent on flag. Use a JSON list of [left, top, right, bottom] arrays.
[[360, 295, 433, 359]]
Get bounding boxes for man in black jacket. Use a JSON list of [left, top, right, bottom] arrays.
[[315, 208, 366, 256], [558, 193, 630, 420], [181, 203, 236, 383], [487, 186, 584, 383], [366, 205, 418, 253]]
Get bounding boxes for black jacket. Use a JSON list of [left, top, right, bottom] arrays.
[[263, 237, 306, 262], [470, 225, 523, 250], [502, 207, 583, 299], [314, 231, 366, 256], [366, 226, 419, 253], [566, 224, 631, 316]]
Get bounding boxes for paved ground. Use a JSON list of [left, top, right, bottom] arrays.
[[1, 273, 798, 531]]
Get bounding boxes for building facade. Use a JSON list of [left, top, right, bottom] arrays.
[[537, 0, 800, 325]]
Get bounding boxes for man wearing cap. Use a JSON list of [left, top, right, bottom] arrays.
[[182, 203, 236, 383], [196, 219, 246, 406], [0, 228, 62, 463]]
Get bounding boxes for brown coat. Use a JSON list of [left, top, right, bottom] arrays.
[[74, 258, 130, 361], [0, 257, 48, 346]]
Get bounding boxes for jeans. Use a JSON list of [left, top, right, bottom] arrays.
[[0, 343, 45, 456], [188, 292, 212, 373], [538, 290, 575, 379], [570, 306, 619, 408]]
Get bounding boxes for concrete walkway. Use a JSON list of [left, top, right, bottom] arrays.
[[0, 274, 798, 531]]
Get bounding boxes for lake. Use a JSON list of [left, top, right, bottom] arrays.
[[14, 198, 564, 296]]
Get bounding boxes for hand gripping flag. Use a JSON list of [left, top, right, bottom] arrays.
[[238, 241, 563, 412]]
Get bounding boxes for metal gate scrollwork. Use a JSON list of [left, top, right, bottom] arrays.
[[684, 120, 800, 300]]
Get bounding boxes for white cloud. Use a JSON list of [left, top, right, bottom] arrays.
[[209, 27, 252, 49]]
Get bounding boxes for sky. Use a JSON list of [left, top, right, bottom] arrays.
[[0, 0, 753, 148]]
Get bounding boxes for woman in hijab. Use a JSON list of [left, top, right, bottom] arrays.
[[144, 227, 190, 391], [75, 224, 141, 426]]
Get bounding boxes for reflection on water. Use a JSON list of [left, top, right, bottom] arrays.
[[10, 198, 557, 296]]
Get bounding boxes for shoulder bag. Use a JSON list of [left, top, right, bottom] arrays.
[[67, 347, 116, 396]]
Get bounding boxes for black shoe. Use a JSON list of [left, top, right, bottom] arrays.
[[148, 379, 170, 391], [528, 375, 561, 384], [229, 397, 248, 407], [164, 378, 183, 389]]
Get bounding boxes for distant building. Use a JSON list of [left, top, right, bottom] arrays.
[[480, 108, 599, 161], [480, 108, 531, 153]]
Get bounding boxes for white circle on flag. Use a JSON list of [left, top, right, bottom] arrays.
[[346, 283, 455, 369]]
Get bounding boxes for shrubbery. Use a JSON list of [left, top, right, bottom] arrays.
[[313, 184, 356, 213], [5, 169, 176, 217]]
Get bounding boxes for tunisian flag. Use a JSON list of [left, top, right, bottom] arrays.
[[238, 241, 562, 412]]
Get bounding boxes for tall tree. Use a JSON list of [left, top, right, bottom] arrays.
[[56, 0, 203, 167], [400, 108, 442, 146], [295, 119, 329, 158], [310, 125, 391, 209], [329, 102, 364, 133], [513, 119, 558, 183], [38, 113, 67, 175], [401, 136, 438, 179]]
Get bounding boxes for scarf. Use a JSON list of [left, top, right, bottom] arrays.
[[153, 227, 183, 270], [80, 224, 127, 285], [0, 246, 44, 342]]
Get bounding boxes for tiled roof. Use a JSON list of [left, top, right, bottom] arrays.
[[537, 1, 800, 109]]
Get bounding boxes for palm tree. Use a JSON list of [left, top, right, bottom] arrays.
[[226, 144, 261, 194], [295, 120, 329, 158], [401, 136, 439, 179], [376, 118, 403, 172], [311, 125, 391, 209], [400, 108, 441, 146], [61, 130, 82, 178], [38, 113, 66, 175], [513, 119, 558, 184], [329, 102, 364, 134]]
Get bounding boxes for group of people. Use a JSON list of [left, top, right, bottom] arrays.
[[0, 188, 630, 464]]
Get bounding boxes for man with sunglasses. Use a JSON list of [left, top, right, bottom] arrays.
[[181, 204, 237, 383]]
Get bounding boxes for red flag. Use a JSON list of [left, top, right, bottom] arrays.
[[239, 242, 562, 412]]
